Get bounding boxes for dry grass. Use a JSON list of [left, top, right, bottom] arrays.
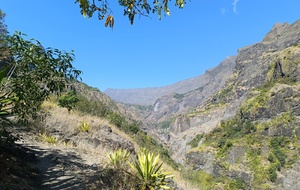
[[40, 101, 137, 165], [41, 101, 197, 189]]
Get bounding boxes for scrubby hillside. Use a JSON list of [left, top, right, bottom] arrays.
[[165, 20, 300, 189], [110, 19, 300, 189], [1, 86, 198, 189]]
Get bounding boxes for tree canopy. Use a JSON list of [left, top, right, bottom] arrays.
[[75, 0, 187, 28], [58, 90, 79, 113], [0, 11, 81, 124]]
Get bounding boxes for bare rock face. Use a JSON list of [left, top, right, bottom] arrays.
[[169, 115, 190, 133], [282, 159, 300, 190], [185, 149, 215, 173]]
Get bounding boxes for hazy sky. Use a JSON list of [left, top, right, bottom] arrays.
[[1, 0, 300, 91]]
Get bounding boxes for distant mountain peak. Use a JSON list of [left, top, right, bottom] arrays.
[[104, 56, 236, 105]]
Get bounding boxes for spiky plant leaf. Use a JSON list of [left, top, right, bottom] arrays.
[[128, 148, 172, 190]]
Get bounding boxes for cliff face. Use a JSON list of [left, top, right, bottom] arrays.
[[110, 19, 300, 189], [169, 20, 300, 189]]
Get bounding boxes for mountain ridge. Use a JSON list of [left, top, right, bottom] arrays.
[[109, 19, 300, 189], [104, 56, 236, 105]]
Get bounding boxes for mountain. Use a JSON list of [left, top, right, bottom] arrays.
[[104, 56, 236, 106], [4, 18, 300, 189], [109, 19, 300, 189]]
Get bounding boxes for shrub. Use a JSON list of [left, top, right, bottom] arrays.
[[268, 153, 276, 163], [188, 133, 204, 148], [107, 148, 130, 170], [217, 139, 233, 156], [229, 178, 246, 189], [181, 169, 214, 189], [105, 148, 173, 190], [107, 112, 125, 128], [75, 95, 109, 117], [269, 137, 288, 167], [270, 137, 290, 149], [39, 133, 57, 144], [128, 124, 139, 134], [78, 121, 89, 132], [267, 164, 278, 182], [128, 148, 173, 190], [58, 91, 79, 113], [273, 149, 286, 166], [106, 149, 133, 189]]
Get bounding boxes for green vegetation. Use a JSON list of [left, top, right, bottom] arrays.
[[262, 112, 296, 130], [0, 31, 81, 124], [181, 169, 246, 190], [69, 84, 178, 170], [134, 130, 179, 169], [187, 133, 204, 148], [107, 111, 139, 134], [205, 117, 256, 148], [266, 46, 300, 84], [266, 136, 290, 181], [105, 149, 134, 189], [240, 89, 270, 119], [58, 90, 79, 113], [212, 85, 233, 105], [181, 169, 214, 189], [78, 121, 90, 132], [217, 139, 233, 157], [105, 148, 173, 190], [0, 11, 81, 149], [76, 0, 187, 27], [267, 163, 278, 182], [129, 148, 172, 190], [198, 105, 299, 187], [183, 67, 300, 187], [101, 110, 178, 169], [39, 133, 58, 144], [107, 148, 130, 170], [75, 94, 110, 117], [230, 178, 246, 189]]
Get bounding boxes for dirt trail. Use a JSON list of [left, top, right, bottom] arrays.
[[16, 131, 101, 190]]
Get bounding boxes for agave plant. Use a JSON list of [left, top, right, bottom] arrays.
[[107, 148, 131, 170], [106, 148, 134, 189], [128, 148, 172, 190], [0, 92, 13, 120]]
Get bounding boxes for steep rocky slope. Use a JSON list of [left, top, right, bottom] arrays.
[[168, 20, 300, 189], [110, 19, 300, 189]]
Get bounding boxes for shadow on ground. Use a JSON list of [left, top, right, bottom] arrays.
[[23, 144, 100, 190]]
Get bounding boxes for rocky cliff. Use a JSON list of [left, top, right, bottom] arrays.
[[111, 19, 300, 189], [172, 20, 300, 189]]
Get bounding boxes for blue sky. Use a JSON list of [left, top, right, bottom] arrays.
[[1, 0, 300, 91]]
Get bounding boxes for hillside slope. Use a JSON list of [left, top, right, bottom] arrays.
[[166, 20, 300, 189], [111, 19, 300, 189]]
